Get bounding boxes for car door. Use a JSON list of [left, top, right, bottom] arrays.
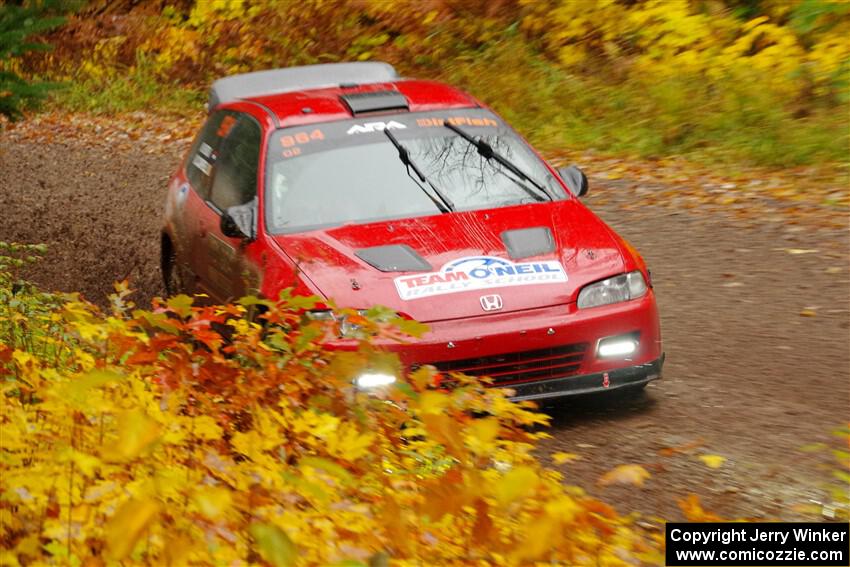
[[197, 113, 262, 302], [181, 110, 237, 295]]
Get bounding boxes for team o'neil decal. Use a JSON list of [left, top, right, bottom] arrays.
[[394, 256, 567, 300]]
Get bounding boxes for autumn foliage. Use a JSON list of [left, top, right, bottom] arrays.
[[16, 0, 850, 165], [0, 247, 664, 565], [35, 0, 848, 101]]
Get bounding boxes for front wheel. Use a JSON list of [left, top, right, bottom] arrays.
[[161, 237, 188, 296]]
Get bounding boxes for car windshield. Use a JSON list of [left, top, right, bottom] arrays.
[[265, 109, 567, 234]]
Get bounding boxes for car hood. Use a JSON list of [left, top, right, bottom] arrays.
[[271, 200, 625, 323]]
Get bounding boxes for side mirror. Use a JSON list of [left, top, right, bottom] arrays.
[[557, 165, 589, 197], [220, 204, 255, 240]]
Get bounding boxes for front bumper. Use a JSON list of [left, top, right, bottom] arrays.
[[327, 292, 663, 401], [507, 354, 664, 403]]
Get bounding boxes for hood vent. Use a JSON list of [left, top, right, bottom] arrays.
[[341, 91, 409, 115], [501, 227, 555, 259], [355, 244, 432, 272]]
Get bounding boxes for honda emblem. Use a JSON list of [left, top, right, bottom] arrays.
[[479, 294, 503, 312]]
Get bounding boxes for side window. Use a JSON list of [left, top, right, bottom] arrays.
[[186, 111, 238, 199], [209, 115, 262, 211]]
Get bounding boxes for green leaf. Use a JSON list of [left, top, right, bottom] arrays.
[[132, 310, 181, 334], [392, 317, 428, 338], [237, 295, 274, 308], [393, 381, 419, 401], [300, 456, 354, 485], [166, 294, 194, 318], [250, 523, 297, 567]]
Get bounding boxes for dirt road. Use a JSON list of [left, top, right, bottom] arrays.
[[2, 116, 848, 522]]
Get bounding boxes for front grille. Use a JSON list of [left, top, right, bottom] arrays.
[[430, 342, 588, 386]]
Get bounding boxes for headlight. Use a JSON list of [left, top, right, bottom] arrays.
[[355, 373, 396, 389], [306, 310, 335, 321], [597, 334, 638, 357], [306, 309, 367, 338], [577, 270, 648, 309]]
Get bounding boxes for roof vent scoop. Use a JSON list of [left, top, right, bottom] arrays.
[[341, 91, 409, 115], [501, 227, 555, 260], [355, 245, 432, 272], [208, 61, 399, 110]]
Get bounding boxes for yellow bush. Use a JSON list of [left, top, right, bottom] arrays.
[[18, 0, 850, 164], [1, 272, 662, 565]]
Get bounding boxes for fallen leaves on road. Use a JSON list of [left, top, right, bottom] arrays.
[[598, 464, 651, 487], [549, 149, 848, 232], [551, 452, 581, 465], [658, 438, 705, 457], [698, 454, 727, 469], [2, 110, 198, 160], [679, 494, 724, 522]]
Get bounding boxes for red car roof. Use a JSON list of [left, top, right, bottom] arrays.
[[242, 79, 481, 128]]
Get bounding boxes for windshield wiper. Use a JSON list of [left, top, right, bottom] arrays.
[[442, 120, 554, 202], [384, 129, 454, 213]]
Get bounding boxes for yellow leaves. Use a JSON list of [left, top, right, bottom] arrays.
[[231, 430, 268, 462], [423, 9, 438, 25], [163, 534, 195, 566], [59, 369, 122, 409], [465, 417, 500, 452], [299, 456, 353, 486], [192, 486, 232, 519], [743, 15, 771, 33], [545, 495, 581, 523], [103, 410, 161, 462], [58, 447, 101, 478], [698, 454, 727, 469], [513, 512, 560, 562], [598, 464, 651, 488], [418, 390, 450, 415], [250, 523, 298, 567], [292, 408, 341, 439], [106, 498, 159, 560], [324, 422, 376, 462], [192, 415, 223, 441], [492, 466, 538, 506], [421, 413, 467, 459], [1, 257, 671, 565], [552, 452, 581, 465], [679, 494, 723, 522]]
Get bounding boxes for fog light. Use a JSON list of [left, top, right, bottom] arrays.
[[355, 373, 396, 389], [597, 337, 638, 358]]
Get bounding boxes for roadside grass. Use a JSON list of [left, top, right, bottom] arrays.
[[43, 41, 848, 170], [47, 59, 203, 117], [442, 39, 849, 169]]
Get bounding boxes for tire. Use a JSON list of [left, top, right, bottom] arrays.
[[161, 236, 187, 296]]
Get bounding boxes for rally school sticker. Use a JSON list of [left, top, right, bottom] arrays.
[[394, 256, 567, 300]]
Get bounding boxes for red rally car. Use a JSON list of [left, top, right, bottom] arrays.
[[161, 62, 663, 402]]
